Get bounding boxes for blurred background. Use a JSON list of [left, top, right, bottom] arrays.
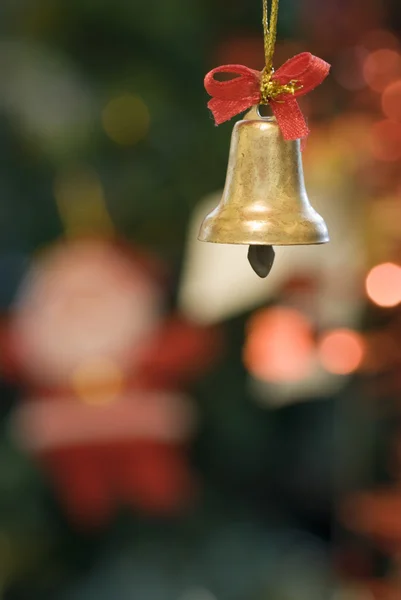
[[0, 0, 401, 599]]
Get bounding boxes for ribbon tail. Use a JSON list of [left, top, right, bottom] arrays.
[[274, 53, 331, 96], [207, 97, 257, 126], [271, 98, 310, 143]]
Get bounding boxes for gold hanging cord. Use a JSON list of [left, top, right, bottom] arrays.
[[263, 0, 279, 72], [260, 0, 300, 104]]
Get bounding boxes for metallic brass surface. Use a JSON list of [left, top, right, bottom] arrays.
[[198, 107, 329, 246]]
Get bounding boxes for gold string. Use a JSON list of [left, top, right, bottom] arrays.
[[260, 0, 301, 104], [263, 0, 279, 72]]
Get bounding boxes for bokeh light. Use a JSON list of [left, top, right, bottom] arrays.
[[318, 329, 365, 375], [363, 49, 401, 92], [369, 120, 401, 161], [102, 94, 150, 146], [243, 308, 314, 383], [381, 80, 401, 121], [366, 262, 401, 307]]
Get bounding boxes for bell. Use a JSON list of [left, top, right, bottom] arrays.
[[198, 107, 329, 275]]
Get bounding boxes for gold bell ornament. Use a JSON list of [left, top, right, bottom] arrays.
[[198, 0, 331, 278]]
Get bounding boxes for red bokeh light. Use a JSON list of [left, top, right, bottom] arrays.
[[363, 49, 401, 93], [366, 263, 401, 307], [318, 329, 365, 375], [243, 308, 314, 383]]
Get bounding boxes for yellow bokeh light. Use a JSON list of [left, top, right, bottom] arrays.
[[71, 357, 125, 405], [318, 329, 365, 376], [102, 94, 150, 146], [366, 262, 401, 307]]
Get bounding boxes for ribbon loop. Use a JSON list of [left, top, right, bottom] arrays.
[[204, 52, 330, 142], [204, 65, 261, 100]]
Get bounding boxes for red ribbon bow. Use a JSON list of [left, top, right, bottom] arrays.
[[204, 52, 330, 141]]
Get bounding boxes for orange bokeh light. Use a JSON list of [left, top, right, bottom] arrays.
[[366, 262, 401, 307], [363, 49, 401, 93], [369, 120, 401, 161], [318, 329, 365, 375], [382, 80, 401, 122], [243, 308, 314, 383]]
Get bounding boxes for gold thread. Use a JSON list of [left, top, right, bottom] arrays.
[[260, 0, 302, 104], [263, 0, 279, 72], [262, 0, 271, 70], [260, 74, 302, 105]]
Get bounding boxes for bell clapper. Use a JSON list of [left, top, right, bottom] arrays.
[[248, 245, 275, 278]]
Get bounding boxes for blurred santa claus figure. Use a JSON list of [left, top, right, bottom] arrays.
[[2, 237, 221, 529]]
